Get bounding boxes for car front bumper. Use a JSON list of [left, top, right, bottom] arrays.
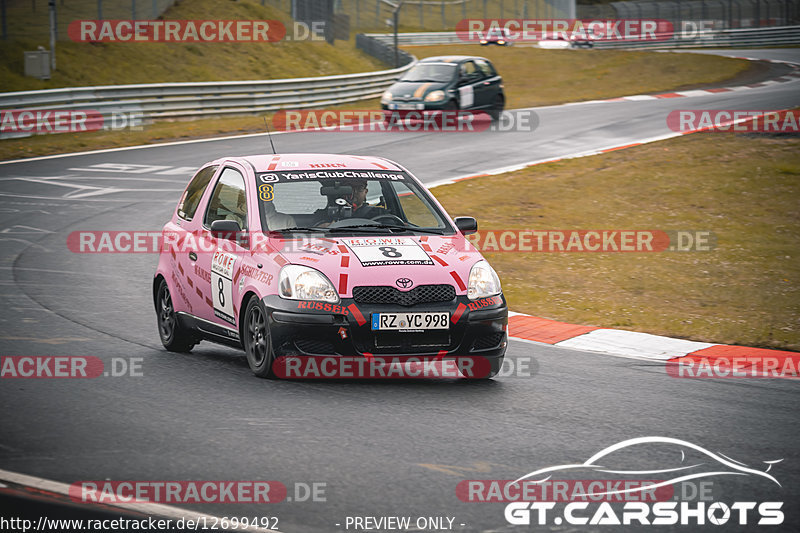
[[262, 294, 507, 364]]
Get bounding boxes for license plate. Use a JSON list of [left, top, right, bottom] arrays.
[[396, 103, 420, 110], [371, 312, 449, 331]]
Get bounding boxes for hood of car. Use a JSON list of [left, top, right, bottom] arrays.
[[387, 81, 450, 100], [271, 234, 482, 297]]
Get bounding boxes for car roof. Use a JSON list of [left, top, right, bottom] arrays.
[[419, 55, 489, 64], [215, 153, 405, 173]]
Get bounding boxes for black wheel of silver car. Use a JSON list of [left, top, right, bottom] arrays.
[[243, 295, 276, 378], [489, 95, 504, 121], [156, 278, 195, 352]]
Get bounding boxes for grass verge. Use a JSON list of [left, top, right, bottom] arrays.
[[432, 132, 800, 351]]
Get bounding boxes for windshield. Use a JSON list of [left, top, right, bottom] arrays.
[[256, 169, 453, 234], [399, 63, 456, 83]]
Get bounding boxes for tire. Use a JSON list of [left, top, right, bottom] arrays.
[[488, 95, 504, 121], [443, 100, 458, 111], [156, 278, 196, 352], [242, 295, 276, 378]]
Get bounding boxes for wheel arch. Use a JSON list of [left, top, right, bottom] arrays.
[[153, 274, 166, 312], [238, 290, 260, 341]]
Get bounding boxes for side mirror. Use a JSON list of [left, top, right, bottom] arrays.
[[454, 216, 477, 235], [210, 219, 243, 241]]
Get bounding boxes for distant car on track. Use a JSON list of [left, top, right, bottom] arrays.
[[480, 27, 512, 46], [153, 154, 508, 378], [381, 56, 505, 119]]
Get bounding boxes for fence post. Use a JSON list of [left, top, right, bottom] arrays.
[[97, 0, 103, 20], [1, 0, 6, 41], [132, 0, 136, 19], [442, 0, 445, 28]]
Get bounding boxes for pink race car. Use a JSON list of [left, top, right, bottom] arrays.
[[153, 154, 507, 378]]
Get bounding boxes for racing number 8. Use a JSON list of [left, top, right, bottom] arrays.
[[218, 278, 225, 306], [379, 246, 402, 258], [259, 184, 274, 202]]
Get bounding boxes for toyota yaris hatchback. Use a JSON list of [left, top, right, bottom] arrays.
[[153, 154, 508, 378]]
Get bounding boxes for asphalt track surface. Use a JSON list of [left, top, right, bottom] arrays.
[[0, 49, 799, 532]]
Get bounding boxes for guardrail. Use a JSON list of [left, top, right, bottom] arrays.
[[363, 25, 800, 49], [0, 58, 416, 139]]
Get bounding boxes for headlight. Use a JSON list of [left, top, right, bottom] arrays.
[[498, 40, 505, 44], [380, 90, 393, 105], [279, 265, 339, 303], [424, 90, 446, 103], [480, 40, 488, 44], [467, 260, 502, 300]]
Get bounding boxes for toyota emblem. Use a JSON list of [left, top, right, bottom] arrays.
[[396, 278, 413, 289]]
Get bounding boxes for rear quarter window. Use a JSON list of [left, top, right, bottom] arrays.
[[177, 165, 218, 221]]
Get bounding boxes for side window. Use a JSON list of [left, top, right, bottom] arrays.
[[177, 165, 218, 221], [460, 61, 479, 80], [475, 59, 495, 78], [394, 182, 440, 227], [204, 167, 248, 231]]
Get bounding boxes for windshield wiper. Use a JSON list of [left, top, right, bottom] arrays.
[[269, 226, 328, 233], [327, 224, 445, 235]]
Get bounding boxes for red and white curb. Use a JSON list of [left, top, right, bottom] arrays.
[[507, 311, 798, 376]]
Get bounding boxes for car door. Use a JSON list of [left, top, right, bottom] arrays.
[[196, 165, 250, 328], [169, 164, 219, 317], [474, 59, 503, 109], [456, 60, 484, 109]]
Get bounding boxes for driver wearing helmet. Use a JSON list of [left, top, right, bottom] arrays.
[[314, 179, 389, 226], [346, 179, 386, 219]]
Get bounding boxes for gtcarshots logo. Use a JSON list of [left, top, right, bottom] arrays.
[[68, 20, 286, 43], [502, 437, 784, 526]]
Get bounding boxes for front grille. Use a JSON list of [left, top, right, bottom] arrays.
[[295, 338, 336, 355], [352, 285, 455, 307], [471, 332, 505, 351], [374, 331, 450, 350]]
